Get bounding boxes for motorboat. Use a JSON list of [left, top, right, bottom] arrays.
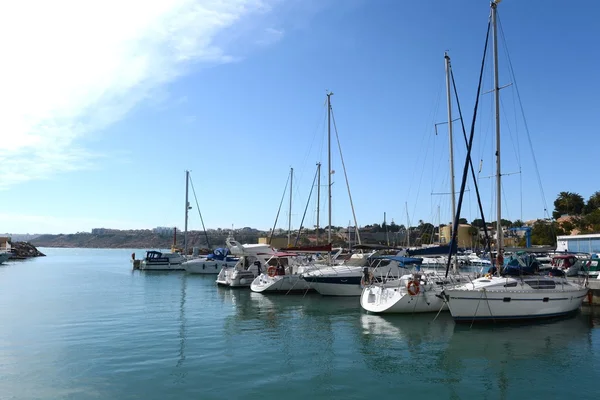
[[183, 247, 239, 274], [301, 253, 416, 297], [216, 237, 277, 287], [250, 252, 320, 293], [139, 250, 185, 271]]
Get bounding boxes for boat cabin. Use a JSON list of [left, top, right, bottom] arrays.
[[145, 251, 169, 263], [551, 254, 578, 270]]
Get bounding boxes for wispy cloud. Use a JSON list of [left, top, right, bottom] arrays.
[[0, 0, 285, 188]]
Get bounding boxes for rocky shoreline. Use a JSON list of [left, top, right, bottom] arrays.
[[9, 242, 46, 259]]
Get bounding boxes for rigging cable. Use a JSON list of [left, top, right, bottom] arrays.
[[445, 16, 491, 279], [188, 172, 211, 248], [330, 107, 362, 244], [294, 165, 319, 246], [268, 171, 291, 245], [497, 12, 550, 219]]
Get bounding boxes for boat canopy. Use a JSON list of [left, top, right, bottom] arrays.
[[352, 244, 404, 251], [370, 255, 423, 266], [207, 248, 231, 260]]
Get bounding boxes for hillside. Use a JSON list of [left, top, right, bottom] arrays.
[[31, 231, 263, 249]]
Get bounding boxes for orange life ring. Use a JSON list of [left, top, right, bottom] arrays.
[[267, 266, 277, 277], [407, 280, 420, 296]]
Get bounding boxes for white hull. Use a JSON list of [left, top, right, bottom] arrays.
[[360, 285, 447, 313], [216, 267, 256, 287], [307, 280, 363, 296], [444, 277, 588, 322], [250, 274, 313, 293], [184, 259, 237, 274], [139, 261, 184, 271]]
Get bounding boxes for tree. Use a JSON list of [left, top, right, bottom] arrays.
[[458, 218, 468, 225], [584, 191, 600, 214], [530, 220, 564, 246], [510, 219, 524, 228], [553, 191, 585, 219], [471, 218, 485, 228], [389, 221, 400, 233]]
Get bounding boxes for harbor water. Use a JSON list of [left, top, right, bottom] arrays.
[[1, 248, 599, 399]]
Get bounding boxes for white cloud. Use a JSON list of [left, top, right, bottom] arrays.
[[0, 0, 284, 188]]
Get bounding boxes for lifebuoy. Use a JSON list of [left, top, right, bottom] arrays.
[[267, 266, 277, 277], [407, 280, 420, 296]]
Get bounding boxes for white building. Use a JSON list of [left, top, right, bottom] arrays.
[[556, 234, 600, 254]]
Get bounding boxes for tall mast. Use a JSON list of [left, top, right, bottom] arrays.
[[492, 1, 503, 258], [445, 52, 458, 273], [316, 162, 321, 245], [327, 92, 333, 263], [444, 52, 457, 236], [288, 167, 293, 247], [184, 170, 190, 256]]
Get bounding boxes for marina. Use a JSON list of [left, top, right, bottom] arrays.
[[1, 247, 599, 399], [3, 1, 600, 399]]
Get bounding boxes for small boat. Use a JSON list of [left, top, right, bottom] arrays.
[[361, 268, 467, 314], [183, 248, 239, 274], [216, 237, 277, 287], [139, 250, 185, 271], [302, 254, 413, 297], [250, 252, 319, 293]]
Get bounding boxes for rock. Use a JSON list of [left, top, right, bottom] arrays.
[[9, 241, 46, 259]]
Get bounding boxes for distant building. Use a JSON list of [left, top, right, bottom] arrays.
[[440, 224, 477, 248], [153, 227, 175, 236], [258, 237, 288, 249], [556, 234, 600, 254]]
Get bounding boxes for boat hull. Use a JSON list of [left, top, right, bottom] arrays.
[[444, 287, 589, 322], [302, 276, 363, 296], [139, 262, 184, 271], [184, 259, 237, 274], [250, 274, 313, 293], [360, 285, 447, 313]]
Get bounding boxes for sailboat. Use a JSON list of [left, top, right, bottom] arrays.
[[300, 93, 411, 296], [361, 52, 468, 313], [138, 171, 192, 270], [442, 0, 588, 322]]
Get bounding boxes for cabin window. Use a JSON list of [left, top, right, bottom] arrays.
[[504, 282, 518, 287], [525, 280, 556, 289]]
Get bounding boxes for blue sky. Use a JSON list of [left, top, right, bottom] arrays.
[[1, 0, 598, 234]]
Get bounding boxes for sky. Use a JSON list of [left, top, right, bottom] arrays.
[[1, 0, 599, 235]]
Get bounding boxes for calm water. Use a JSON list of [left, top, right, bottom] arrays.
[[1, 248, 599, 400]]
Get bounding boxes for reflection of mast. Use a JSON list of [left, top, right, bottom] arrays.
[[176, 274, 187, 371]]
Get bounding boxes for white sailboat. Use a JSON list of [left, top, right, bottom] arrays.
[[300, 93, 402, 296], [361, 52, 468, 313], [442, 0, 588, 322], [139, 170, 194, 271]]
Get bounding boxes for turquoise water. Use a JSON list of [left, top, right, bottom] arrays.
[[1, 248, 599, 400]]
